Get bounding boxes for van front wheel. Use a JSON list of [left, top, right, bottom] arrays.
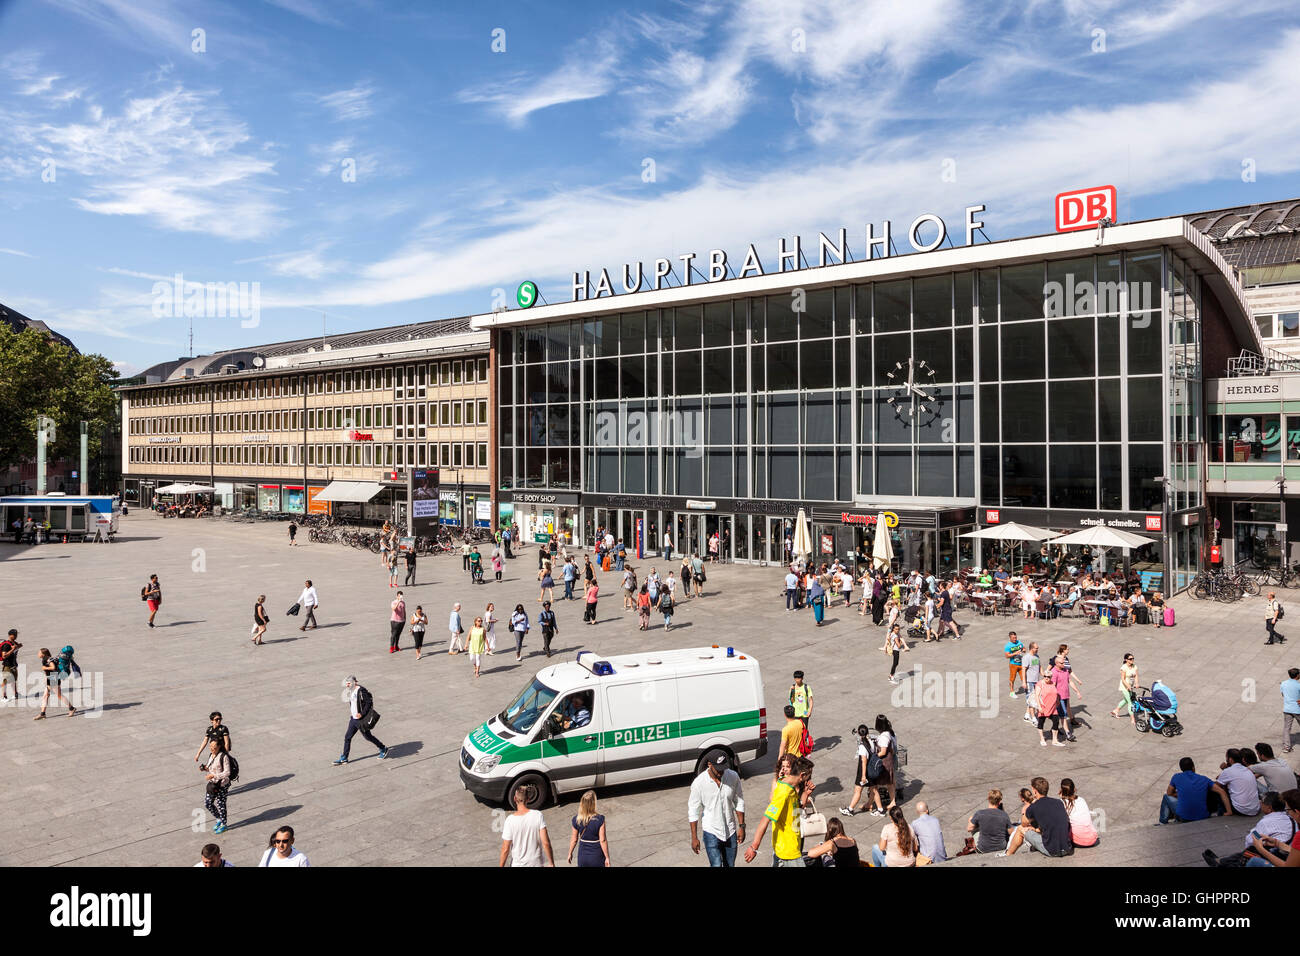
[[506, 772, 550, 810], [695, 747, 735, 778]]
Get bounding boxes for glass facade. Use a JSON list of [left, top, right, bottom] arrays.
[[498, 248, 1193, 517]]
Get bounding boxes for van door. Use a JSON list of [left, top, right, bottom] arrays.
[[537, 688, 602, 795], [601, 676, 680, 786]]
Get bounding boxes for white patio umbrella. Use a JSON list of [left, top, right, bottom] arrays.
[[960, 522, 1059, 572], [1049, 525, 1157, 574], [155, 483, 189, 494], [871, 512, 895, 572], [792, 508, 813, 561]]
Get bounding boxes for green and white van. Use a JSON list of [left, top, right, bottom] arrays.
[[459, 648, 767, 809]]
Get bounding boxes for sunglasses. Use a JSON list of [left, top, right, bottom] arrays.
[[273, 839, 291, 845]]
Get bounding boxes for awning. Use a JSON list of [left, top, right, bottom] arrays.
[[314, 480, 385, 503], [156, 482, 215, 495]]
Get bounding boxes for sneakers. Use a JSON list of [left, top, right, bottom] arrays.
[[1053, 740, 1067, 747], [1023, 714, 1033, 722], [332, 756, 348, 765], [1009, 692, 1018, 699], [839, 806, 856, 816], [378, 748, 389, 759], [1202, 849, 1219, 867], [868, 808, 885, 816], [1066, 734, 1078, 742], [212, 822, 227, 835]]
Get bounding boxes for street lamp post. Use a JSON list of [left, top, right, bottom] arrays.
[[1278, 474, 1288, 573]]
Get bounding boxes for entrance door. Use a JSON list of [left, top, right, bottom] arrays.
[[735, 515, 751, 562]]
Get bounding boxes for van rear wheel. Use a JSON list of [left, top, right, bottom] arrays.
[[695, 747, 735, 778], [506, 772, 549, 810]]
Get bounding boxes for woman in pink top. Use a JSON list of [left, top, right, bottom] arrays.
[[1032, 675, 1064, 747], [1052, 645, 1083, 740], [389, 591, 406, 654], [584, 582, 600, 626], [493, 551, 504, 583]]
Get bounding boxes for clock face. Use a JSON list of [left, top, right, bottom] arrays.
[[885, 357, 943, 427]]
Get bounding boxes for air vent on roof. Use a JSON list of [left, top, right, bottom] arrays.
[[220, 365, 238, 375]]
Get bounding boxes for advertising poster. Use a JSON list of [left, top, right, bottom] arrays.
[[475, 498, 492, 527], [307, 485, 330, 515], [258, 484, 281, 512], [412, 469, 439, 519], [283, 486, 305, 513]]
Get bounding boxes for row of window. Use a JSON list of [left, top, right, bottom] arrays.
[[131, 442, 489, 469], [1254, 312, 1300, 340], [1209, 413, 1300, 462], [131, 358, 489, 406], [130, 400, 491, 436], [503, 253, 1175, 362]]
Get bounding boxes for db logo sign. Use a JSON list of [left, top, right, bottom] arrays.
[[1145, 515, 1162, 532], [985, 509, 1000, 524], [1055, 185, 1117, 233]]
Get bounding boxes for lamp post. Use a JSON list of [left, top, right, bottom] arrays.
[[1278, 474, 1288, 573]]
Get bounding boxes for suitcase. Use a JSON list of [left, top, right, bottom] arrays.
[[1163, 606, 1175, 627]]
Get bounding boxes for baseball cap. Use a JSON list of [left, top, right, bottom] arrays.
[[710, 753, 729, 771]]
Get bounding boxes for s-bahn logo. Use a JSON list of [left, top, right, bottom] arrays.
[[516, 281, 538, 309], [1055, 185, 1117, 233]]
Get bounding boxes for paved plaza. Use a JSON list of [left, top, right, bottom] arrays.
[[1, 513, 1295, 867]]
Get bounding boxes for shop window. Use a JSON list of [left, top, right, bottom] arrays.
[[1224, 413, 1281, 462]]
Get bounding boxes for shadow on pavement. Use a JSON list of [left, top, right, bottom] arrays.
[[98, 702, 142, 711], [161, 620, 206, 627], [232, 804, 304, 829], [234, 773, 294, 795], [384, 740, 423, 759]]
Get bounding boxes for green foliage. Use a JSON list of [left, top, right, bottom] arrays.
[[0, 326, 119, 468]]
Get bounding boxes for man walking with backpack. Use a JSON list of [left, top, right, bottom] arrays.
[[142, 574, 162, 628], [334, 676, 388, 764], [789, 671, 814, 731], [538, 601, 558, 658], [1265, 591, 1285, 645]]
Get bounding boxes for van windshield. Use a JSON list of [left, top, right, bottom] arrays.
[[499, 677, 559, 735]]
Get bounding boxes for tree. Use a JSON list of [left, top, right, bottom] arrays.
[[0, 326, 119, 470]]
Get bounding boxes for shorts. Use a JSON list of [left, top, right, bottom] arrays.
[[2, 665, 16, 682], [470, 653, 482, 667], [147, 600, 159, 612], [1009, 663, 1023, 681]]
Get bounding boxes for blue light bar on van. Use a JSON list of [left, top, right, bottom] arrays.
[[592, 661, 614, 676]]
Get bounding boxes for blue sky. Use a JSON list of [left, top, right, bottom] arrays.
[[2, 0, 1299, 374]]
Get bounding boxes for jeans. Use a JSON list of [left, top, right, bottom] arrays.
[[564, 579, 575, 600], [786, 588, 796, 610], [1285, 712, 1297, 751], [389, 620, 404, 650], [404, 566, 415, 585], [665, 547, 673, 562], [871, 846, 888, 867], [702, 831, 737, 867], [1267, 618, 1278, 643], [1246, 856, 1274, 867], [584, 601, 598, 622], [1159, 793, 1179, 824], [514, 630, 526, 655], [615, 555, 625, 571], [342, 716, 385, 759], [772, 855, 804, 867]]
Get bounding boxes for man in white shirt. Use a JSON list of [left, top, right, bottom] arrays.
[[785, 569, 799, 611], [258, 827, 310, 867], [195, 843, 234, 867], [1252, 743, 1298, 795], [1212, 749, 1261, 816], [334, 676, 388, 764], [687, 753, 746, 867], [663, 532, 674, 562], [499, 784, 554, 867], [912, 802, 948, 862], [297, 579, 319, 631]]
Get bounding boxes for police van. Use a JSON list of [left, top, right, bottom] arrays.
[[459, 647, 767, 809]]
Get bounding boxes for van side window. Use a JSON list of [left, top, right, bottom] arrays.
[[552, 691, 594, 734]]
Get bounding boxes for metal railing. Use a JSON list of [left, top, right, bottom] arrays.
[[1226, 348, 1300, 376]]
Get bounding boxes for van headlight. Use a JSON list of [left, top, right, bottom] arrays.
[[472, 754, 501, 774]]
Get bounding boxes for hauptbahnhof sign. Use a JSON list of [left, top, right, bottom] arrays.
[[569, 205, 988, 302]]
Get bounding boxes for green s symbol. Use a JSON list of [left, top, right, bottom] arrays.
[[516, 281, 538, 309]]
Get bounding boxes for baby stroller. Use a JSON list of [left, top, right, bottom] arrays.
[[902, 605, 928, 640], [1131, 680, 1182, 737]]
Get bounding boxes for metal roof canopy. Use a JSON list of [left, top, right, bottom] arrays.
[[314, 480, 385, 503]]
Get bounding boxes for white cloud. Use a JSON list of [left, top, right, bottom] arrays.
[[317, 83, 375, 122], [1, 86, 282, 240], [0, 247, 34, 258], [457, 37, 620, 125], [264, 0, 343, 27], [260, 28, 1300, 311]]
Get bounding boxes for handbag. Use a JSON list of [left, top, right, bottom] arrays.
[[362, 709, 381, 730], [287, 603, 301, 616], [800, 798, 827, 845]]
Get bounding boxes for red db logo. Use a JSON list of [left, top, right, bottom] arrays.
[[1055, 186, 1117, 233]]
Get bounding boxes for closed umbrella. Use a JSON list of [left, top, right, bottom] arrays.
[[792, 508, 813, 561], [872, 512, 895, 572]]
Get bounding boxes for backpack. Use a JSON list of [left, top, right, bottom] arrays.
[[140, 586, 148, 602], [0, 640, 14, 660], [1278, 605, 1285, 620], [797, 724, 815, 756], [227, 754, 240, 784]]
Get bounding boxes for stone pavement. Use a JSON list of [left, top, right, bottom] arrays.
[[1, 513, 1295, 867]]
